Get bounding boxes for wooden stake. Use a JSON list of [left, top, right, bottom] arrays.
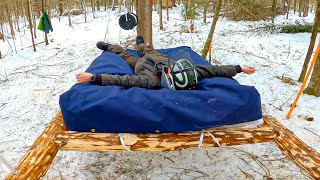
[[5, 113, 66, 180], [286, 41, 320, 119]]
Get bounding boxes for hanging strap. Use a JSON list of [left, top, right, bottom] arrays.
[[119, 133, 132, 152], [0, 154, 18, 174], [198, 130, 221, 147]]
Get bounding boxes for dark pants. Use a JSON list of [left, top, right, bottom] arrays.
[[107, 43, 166, 70]]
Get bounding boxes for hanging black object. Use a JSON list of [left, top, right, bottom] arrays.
[[119, 13, 138, 30]]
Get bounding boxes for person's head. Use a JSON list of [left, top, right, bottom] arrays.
[[162, 59, 198, 90]]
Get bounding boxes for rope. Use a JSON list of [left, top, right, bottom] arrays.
[[198, 130, 221, 147], [0, 154, 18, 174], [119, 133, 132, 152], [103, 11, 111, 42]]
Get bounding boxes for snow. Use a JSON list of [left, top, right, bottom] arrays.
[[0, 6, 319, 179]]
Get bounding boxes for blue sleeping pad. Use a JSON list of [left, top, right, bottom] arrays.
[[59, 46, 262, 133]]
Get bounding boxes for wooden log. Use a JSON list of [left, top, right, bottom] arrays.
[[6, 112, 66, 180], [55, 126, 278, 152], [264, 115, 320, 180]]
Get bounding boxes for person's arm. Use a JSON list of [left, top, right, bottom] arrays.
[[241, 66, 255, 74], [195, 65, 255, 80], [76, 72, 160, 89], [76, 72, 95, 84]]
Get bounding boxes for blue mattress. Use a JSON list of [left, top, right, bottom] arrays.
[[59, 46, 262, 133]]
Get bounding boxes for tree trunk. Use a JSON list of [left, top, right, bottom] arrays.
[[126, 0, 132, 12], [299, 0, 303, 16], [118, 0, 122, 12], [303, 1, 320, 96], [298, 0, 320, 82], [136, 0, 153, 46], [14, 0, 20, 32], [294, 0, 297, 13], [67, 0, 72, 27], [0, 17, 5, 42], [42, 0, 49, 45], [201, 0, 222, 59], [48, 0, 52, 18], [6, 5, 15, 36], [281, 0, 286, 14], [81, 0, 87, 23], [91, 0, 95, 12], [305, 51, 320, 96], [166, 0, 169, 20], [33, 15, 37, 39], [158, 0, 163, 30], [286, 0, 290, 19], [303, 0, 309, 17], [272, 0, 277, 23], [203, 0, 209, 24], [112, 0, 115, 10], [97, 0, 100, 11], [59, 0, 64, 16], [27, 0, 36, 52]]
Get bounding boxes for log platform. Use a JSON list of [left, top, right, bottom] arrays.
[[5, 113, 320, 180]]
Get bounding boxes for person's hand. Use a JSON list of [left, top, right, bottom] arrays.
[[241, 66, 256, 74], [76, 72, 93, 84]]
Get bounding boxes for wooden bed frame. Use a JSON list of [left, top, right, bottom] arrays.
[[5, 112, 320, 180]]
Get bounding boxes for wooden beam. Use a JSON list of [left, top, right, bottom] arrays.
[[6, 112, 66, 180], [55, 126, 278, 152], [264, 115, 320, 180]]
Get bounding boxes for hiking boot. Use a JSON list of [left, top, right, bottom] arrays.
[[96, 41, 110, 51], [136, 35, 144, 45]]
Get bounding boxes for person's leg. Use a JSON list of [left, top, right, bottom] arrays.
[[135, 35, 164, 56], [97, 42, 139, 69], [136, 43, 160, 56]]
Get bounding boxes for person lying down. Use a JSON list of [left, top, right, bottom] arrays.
[[76, 35, 255, 90]]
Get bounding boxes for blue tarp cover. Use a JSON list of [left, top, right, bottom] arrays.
[[59, 46, 262, 133]]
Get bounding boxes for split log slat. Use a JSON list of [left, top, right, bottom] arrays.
[[264, 115, 320, 180], [6, 112, 66, 180], [55, 126, 278, 152]]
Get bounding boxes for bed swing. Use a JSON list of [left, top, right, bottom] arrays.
[[3, 44, 320, 180], [3, 11, 320, 179]]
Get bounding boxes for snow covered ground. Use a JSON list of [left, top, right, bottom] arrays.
[[0, 6, 319, 179]]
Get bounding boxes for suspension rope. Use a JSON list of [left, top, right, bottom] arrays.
[[0, 154, 18, 174], [198, 130, 221, 147], [119, 133, 132, 152]]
